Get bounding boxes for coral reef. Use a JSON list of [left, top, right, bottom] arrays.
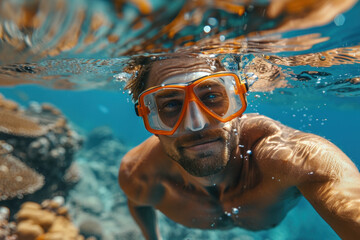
[[67, 126, 142, 240], [0, 94, 82, 214], [0, 198, 85, 240]]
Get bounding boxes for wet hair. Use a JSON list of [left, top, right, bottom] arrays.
[[123, 56, 154, 101], [123, 54, 234, 102]]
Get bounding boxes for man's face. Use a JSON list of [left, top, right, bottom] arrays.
[[146, 57, 240, 177]]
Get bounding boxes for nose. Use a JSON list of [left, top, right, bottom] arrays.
[[184, 101, 209, 132]]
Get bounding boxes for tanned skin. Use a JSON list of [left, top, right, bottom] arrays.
[[119, 58, 360, 240]]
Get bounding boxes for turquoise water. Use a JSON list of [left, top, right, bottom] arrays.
[[1, 0, 360, 239]]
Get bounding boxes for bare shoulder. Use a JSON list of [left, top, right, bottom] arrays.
[[119, 135, 168, 205], [240, 114, 358, 185], [239, 113, 294, 145]]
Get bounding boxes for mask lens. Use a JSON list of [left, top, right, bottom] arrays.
[[143, 88, 185, 131], [193, 75, 243, 119], [139, 73, 246, 135]]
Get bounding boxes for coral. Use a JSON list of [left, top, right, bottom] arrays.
[[0, 140, 13, 154], [82, 126, 127, 164], [0, 206, 16, 239], [0, 95, 83, 215], [63, 162, 81, 186], [0, 110, 47, 137], [78, 215, 103, 240], [17, 202, 56, 231], [0, 94, 19, 112], [84, 125, 115, 149], [17, 220, 44, 240], [24, 102, 67, 131], [8, 199, 85, 240], [0, 154, 44, 201]]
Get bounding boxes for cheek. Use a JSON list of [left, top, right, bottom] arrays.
[[222, 119, 237, 134], [158, 135, 176, 150], [223, 120, 240, 145]]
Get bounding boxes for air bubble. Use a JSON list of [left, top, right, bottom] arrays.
[[334, 14, 345, 26], [232, 208, 239, 214], [319, 55, 326, 61], [208, 17, 218, 26], [203, 25, 211, 33], [114, 72, 131, 82]]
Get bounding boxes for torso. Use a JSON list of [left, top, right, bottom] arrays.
[[152, 139, 302, 230], [155, 174, 301, 230], [122, 114, 307, 231]]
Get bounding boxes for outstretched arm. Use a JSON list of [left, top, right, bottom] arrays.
[[128, 200, 162, 240], [296, 136, 360, 239], [300, 176, 360, 239], [119, 136, 166, 240]]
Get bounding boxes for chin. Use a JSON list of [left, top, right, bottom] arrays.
[[178, 152, 229, 177], [186, 165, 225, 177]]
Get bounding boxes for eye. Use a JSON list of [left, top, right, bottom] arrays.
[[202, 92, 223, 102], [159, 100, 182, 113]]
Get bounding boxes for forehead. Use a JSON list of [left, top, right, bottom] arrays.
[[146, 57, 220, 88]]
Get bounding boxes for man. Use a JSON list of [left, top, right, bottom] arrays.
[[119, 54, 360, 240]]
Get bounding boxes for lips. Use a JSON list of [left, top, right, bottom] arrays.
[[181, 138, 221, 150]]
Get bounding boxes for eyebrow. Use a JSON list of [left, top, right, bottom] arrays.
[[196, 79, 224, 90], [155, 90, 183, 99]]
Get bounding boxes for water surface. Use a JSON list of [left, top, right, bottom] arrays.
[[1, 0, 360, 239]]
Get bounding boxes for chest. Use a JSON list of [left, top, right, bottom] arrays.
[[155, 180, 301, 230]]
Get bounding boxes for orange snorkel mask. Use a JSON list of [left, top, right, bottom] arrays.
[[135, 72, 248, 135]]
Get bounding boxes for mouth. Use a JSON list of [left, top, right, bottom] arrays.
[[181, 138, 222, 151]]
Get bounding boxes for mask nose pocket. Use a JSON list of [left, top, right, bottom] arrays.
[[184, 101, 208, 131]]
